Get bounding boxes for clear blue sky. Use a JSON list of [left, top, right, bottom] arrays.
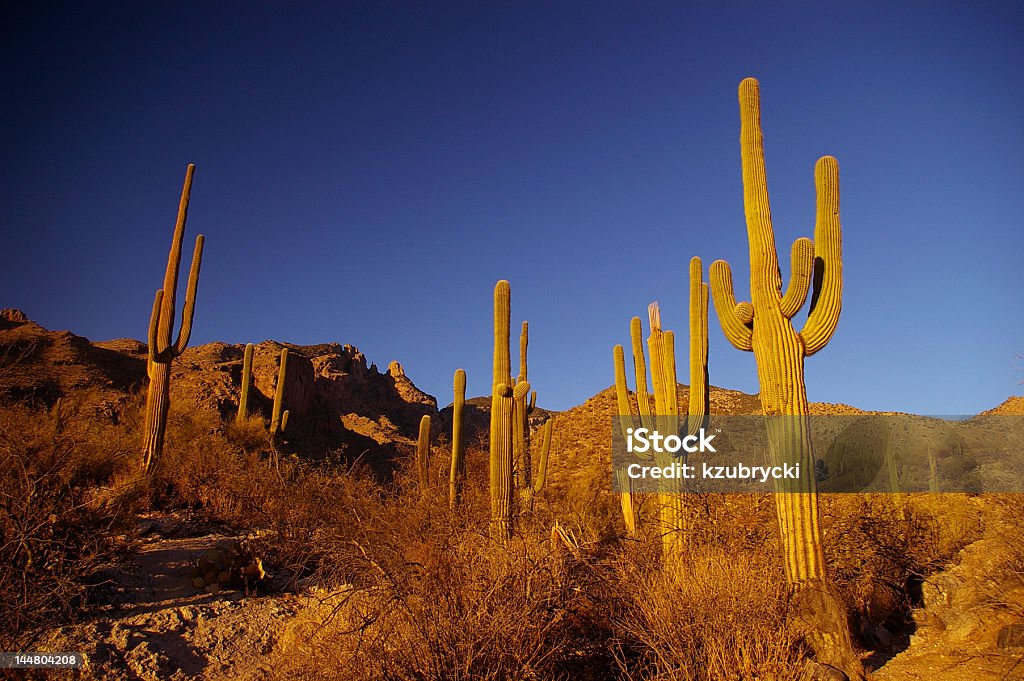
[[3, 2, 1022, 414]]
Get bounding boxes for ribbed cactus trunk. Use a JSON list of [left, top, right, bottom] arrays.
[[237, 343, 254, 423], [142, 164, 204, 473], [709, 78, 862, 678], [489, 281, 516, 540], [450, 369, 467, 509], [270, 347, 288, 436], [647, 304, 685, 559], [514, 321, 532, 489], [613, 345, 639, 538]]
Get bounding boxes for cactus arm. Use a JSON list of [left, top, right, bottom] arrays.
[[518, 321, 528, 383], [157, 164, 195, 347], [779, 237, 814, 320], [739, 77, 783, 309], [709, 260, 754, 351], [280, 410, 289, 433], [528, 390, 536, 414], [663, 330, 679, 418], [688, 257, 710, 436], [148, 289, 165, 373], [532, 419, 552, 494], [613, 345, 636, 431], [629, 317, 654, 431], [173, 234, 204, 355], [799, 156, 842, 356]]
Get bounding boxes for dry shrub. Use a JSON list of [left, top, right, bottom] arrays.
[[283, 444, 615, 680], [0, 400, 137, 648], [611, 541, 804, 680], [821, 494, 978, 637]]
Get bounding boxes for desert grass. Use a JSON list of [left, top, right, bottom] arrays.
[[0, 393, 998, 678]]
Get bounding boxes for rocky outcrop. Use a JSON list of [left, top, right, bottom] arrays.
[[0, 313, 440, 466]]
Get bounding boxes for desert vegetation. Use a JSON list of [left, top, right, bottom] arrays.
[[1, 77, 1022, 681]]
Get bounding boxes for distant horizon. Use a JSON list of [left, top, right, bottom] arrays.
[[4, 3, 1022, 416]]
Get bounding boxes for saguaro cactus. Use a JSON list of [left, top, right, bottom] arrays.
[[450, 369, 467, 509], [236, 343, 254, 423], [613, 345, 639, 537], [612, 259, 708, 554], [708, 78, 861, 678], [514, 321, 532, 489], [490, 281, 516, 539], [531, 418, 553, 495], [142, 164, 205, 473], [270, 347, 289, 436], [417, 415, 431, 496]]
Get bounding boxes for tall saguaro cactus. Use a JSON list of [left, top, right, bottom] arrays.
[[490, 281, 517, 539], [450, 369, 467, 509], [236, 343, 254, 423], [142, 164, 205, 473], [708, 78, 861, 678]]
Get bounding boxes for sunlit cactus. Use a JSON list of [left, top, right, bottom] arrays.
[[612, 262, 708, 556], [450, 368, 467, 509], [613, 344, 639, 537], [707, 78, 861, 678], [417, 414, 431, 496], [531, 418, 553, 495], [514, 321, 532, 489], [270, 347, 288, 436], [142, 164, 205, 473], [490, 281, 516, 539], [236, 343, 254, 423]]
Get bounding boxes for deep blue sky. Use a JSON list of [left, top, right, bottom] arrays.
[[3, 2, 1022, 414]]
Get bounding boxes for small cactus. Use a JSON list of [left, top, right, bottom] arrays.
[[613, 344, 639, 537], [236, 343, 254, 423], [270, 347, 288, 436], [928, 449, 939, 493], [450, 369, 467, 509], [417, 414, 431, 496], [531, 418, 553, 495]]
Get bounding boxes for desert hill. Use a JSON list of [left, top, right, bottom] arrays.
[[0, 309, 437, 468]]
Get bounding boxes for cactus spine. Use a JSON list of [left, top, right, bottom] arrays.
[[237, 343, 254, 423], [270, 347, 289, 436], [450, 369, 467, 509], [708, 78, 861, 677], [143, 164, 205, 473], [417, 415, 431, 496], [490, 281, 516, 539]]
